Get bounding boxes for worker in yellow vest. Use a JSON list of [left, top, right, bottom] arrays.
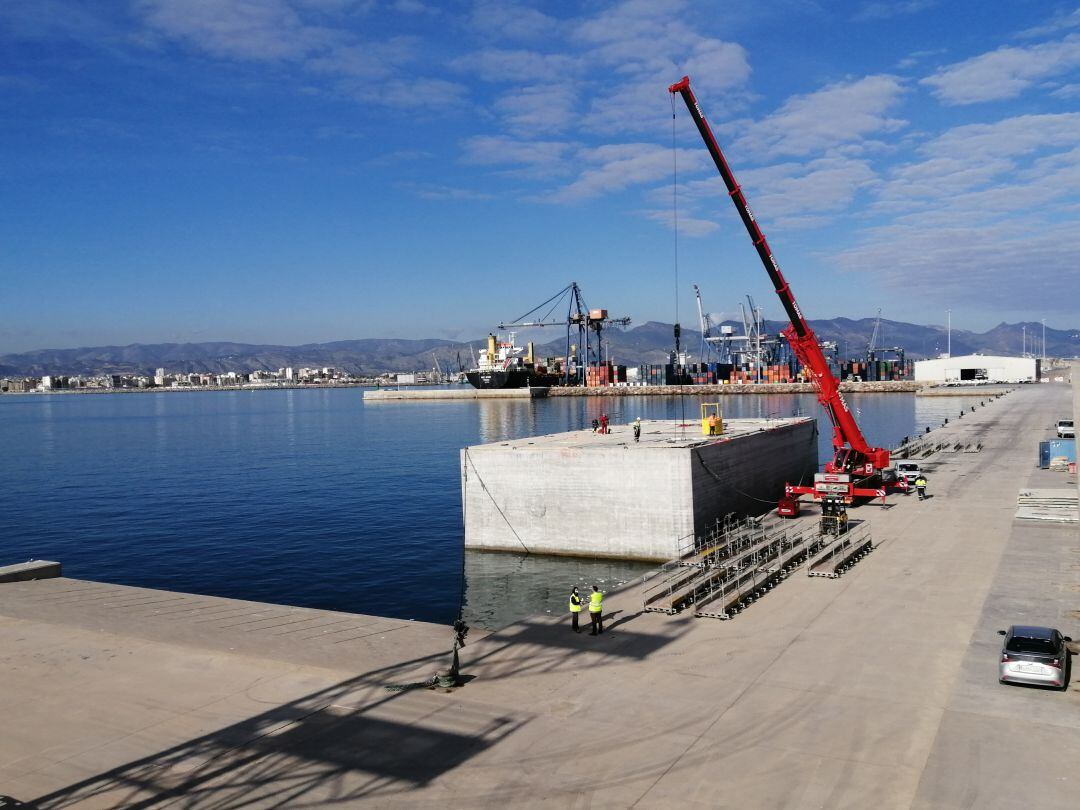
[[569, 587, 583, 633], [588, 585, 604, 635]]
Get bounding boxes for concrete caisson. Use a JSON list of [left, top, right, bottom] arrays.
[[461, 417, 818, 561]]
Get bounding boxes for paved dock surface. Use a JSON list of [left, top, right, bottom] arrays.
[[2, 385, 1077, 808]]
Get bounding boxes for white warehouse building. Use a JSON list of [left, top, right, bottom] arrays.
[[914, 354, 1039, 383]]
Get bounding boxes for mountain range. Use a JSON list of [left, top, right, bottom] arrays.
[[1, 319, 1076, 377]]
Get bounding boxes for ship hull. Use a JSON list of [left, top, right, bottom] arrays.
[[466, 369, 530, 389]]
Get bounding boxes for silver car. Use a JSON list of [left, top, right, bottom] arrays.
[[998, 625, 1071, 689]]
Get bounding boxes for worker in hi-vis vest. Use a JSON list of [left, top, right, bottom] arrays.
[[588, 585, 604, 635], [569, 587, 583, 633]]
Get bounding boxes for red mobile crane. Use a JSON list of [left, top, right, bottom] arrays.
[[669, 76, 899, 508]]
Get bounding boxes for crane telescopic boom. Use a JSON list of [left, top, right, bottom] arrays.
[[668, 76, 890, 476]]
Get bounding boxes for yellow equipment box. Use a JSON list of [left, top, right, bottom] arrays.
[[700, 403, 723, 436]]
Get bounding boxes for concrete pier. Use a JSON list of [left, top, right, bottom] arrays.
[[0, 560, 60, 583], [2, 384, 1078, 808], [462, 417, 818, 560], [364, 387, 549, 401]]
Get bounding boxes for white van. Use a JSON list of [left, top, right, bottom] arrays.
[[895, 461, 922, 485], [1057, 419, 1075, 438]]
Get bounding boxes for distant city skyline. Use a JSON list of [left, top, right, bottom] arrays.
[[2, 1, 1078, 354]]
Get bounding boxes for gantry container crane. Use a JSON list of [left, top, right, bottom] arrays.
[[669, 76, 900, 508], [498, 282, 630, 385]]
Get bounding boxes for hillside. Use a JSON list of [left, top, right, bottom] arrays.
[[0, 319, 1076, 377]]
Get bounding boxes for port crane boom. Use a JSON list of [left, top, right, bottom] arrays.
[[669, 76, 890, 481]]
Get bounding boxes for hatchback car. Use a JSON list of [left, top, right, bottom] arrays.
[[998, 625, 1071, 689]]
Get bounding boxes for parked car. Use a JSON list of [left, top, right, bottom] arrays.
[[998, 625, 1071, 689], [895, 461, 922, 486], [1057, 419, 1075, 438]]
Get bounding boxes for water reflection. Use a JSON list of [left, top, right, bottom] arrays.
[[461, 549, 657, 630], [476, 399, 541, 443]]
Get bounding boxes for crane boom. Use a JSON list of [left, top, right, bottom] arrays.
[[669, 76, 889, 475]]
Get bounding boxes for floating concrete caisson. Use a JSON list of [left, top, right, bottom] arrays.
[[461, 417, 818, 561]]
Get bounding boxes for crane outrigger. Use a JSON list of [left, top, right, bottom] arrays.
[[669, 76, 901, 509]]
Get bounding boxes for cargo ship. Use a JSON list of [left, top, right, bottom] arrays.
[[466, 333, 561, 389]]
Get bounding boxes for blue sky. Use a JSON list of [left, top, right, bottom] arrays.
[[2, 0, 1078, 353]]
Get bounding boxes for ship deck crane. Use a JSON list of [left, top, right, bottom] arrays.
[[669, 76, 896, 505]]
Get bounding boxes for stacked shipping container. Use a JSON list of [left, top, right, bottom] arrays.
[[584, 362, 628, 387], [837, 358, 913, 381], [583, 356, 911, 387]]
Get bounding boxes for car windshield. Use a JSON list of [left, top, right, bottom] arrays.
[[1061, 420, 1074, 427], [1006, 636, 1057, 655]]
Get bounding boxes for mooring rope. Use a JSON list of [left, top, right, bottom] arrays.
[[463, 448, 531, 554]]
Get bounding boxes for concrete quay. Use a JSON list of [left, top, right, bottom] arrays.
[[364, 386, 549, 401], [363, 380, 927, 401], [2, 384, 1078, 808]]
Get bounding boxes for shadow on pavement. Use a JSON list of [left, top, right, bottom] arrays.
[[26, 612, 688, 807]]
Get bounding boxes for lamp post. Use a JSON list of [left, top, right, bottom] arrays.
[[946, 309, 951, 357]]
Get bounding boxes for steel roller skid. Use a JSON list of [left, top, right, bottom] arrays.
[[642, 515, 874, 620]]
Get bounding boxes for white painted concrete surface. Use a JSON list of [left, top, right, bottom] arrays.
[[462, 417, 818, 560]]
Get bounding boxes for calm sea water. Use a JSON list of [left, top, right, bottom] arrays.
[[1, 388, 984, 628]]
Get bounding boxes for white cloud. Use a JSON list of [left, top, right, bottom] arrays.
[[742, 157, 879, 221], [1050, 82, 1080, 99], [408, 183, 493, 200], [732, 75, 907, 158], [671, 156, 879, 230], [545, 143, 697, 203], [460, 135, 573, 167], [494, 84, 578, 134], [828, 111, 1080, 311], [924, 113, 1080, 162], [1017, 8, 1080, 39], [449, 48, 580, 83], [854, 0, 935, 22], [467, 0, 559, 41], [305, 38, 415, 78], [830, 219, 1080, 311], [921, 34, 1080, 104], [392, 0, 435, 14], [133, 1, 468, 107], [643, 209, 719, 236], [135, 0, 340, 62]]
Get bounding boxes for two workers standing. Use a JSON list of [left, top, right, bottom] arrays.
[[569, 585, 604, 635]]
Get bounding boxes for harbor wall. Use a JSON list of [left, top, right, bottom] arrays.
[[461, 418, 818, 561]]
